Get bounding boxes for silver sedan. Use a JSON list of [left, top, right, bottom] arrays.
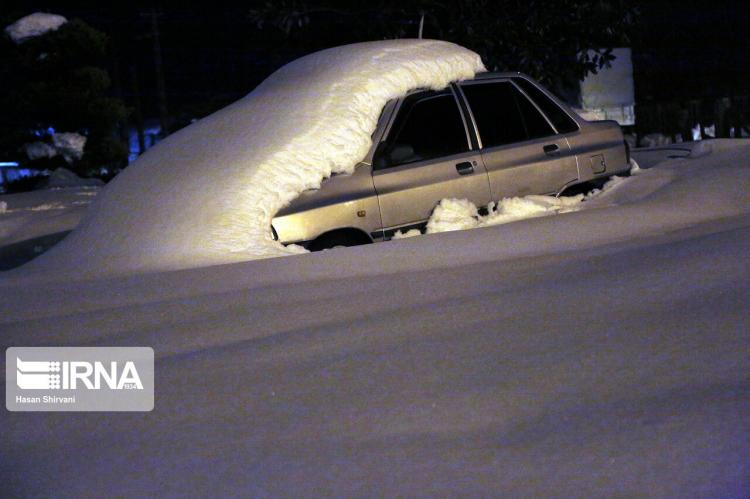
[[272, 73, 629, 250]]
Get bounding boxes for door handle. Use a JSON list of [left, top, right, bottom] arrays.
[[543, 144, 560, 156], [455, 161, 474, 175]]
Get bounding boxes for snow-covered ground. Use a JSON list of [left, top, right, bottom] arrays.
[[1, 140, 749, 496], [0, 186, 98, 270]]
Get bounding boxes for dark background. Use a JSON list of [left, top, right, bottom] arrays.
[[2, 0, 749, 172], [3, 2, 748, 118]]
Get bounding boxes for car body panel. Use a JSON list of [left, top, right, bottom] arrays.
[[567, 120, 630, 182], [273, 162, 381, 244], [372, 151, 490, 228], [479, 138, 578, 198]]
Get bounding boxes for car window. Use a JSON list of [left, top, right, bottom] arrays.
[[512, 77, 579, 134], [461, 81, 555, 148], [460, 82, 527, 148], [513, 86, 557, 139], [374, 90, 468, 170]]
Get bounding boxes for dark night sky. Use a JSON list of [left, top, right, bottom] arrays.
[[4, 2, 750, 122], [634, 0, 750, 100]]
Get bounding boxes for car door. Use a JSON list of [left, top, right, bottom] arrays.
[[371, 89, 490, 231], [457, 79, 579, 199]]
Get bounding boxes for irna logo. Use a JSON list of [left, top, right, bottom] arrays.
[[16, 358, 144, 390], [7, 347, 154, 411]]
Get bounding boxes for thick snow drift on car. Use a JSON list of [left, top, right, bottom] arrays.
[[25, 40, 484, 276]]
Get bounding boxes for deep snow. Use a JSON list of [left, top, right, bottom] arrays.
[[26, 40, 484, 276], [1, 140, 749, 496]]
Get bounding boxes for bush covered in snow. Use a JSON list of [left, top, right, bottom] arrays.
[[0, 14, 127, 176], [4, 12, 67, 44]]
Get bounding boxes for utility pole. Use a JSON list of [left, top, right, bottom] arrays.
[[148, 9, 170, 137]]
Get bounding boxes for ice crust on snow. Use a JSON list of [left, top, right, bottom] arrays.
[[5, 12, 67, 43], [30, 40, 484, 275]]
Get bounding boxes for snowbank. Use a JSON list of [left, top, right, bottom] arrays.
[[1, 142, 749, 496], [28, 40, 484, 275], [4, 12, 67, 43]]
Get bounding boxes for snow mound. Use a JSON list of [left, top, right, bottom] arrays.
[[426, 198, 480, 233], [29, 40, 484, 275], [392, 228, 422, 239], [39, 168, 103, 189], [426, 195, 585, 234], [482, 195, 583, 225], [5, 13, 67, 44], [423, 159, 643, 236], [629, 158, 642, 175]]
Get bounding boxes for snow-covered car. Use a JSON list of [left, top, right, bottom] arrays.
[[272, 73, 630, 250]]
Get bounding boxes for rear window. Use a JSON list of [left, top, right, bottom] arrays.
[[514, 89, 557, 140], [460, 82, 527, 147], [512, 77, 579, 134], [460, 81, 555, 148]]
